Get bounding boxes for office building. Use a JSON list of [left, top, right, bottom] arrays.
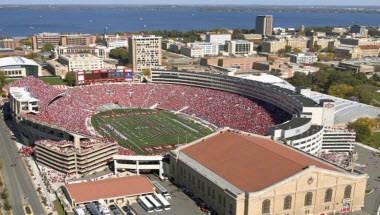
[[32, 33, 96, 51], [289, 52, 319, 65], [225, 40, 254, 56], [256, 15, 273, 36], [58, 54, 104, 71], [128, 35, 162, 72], [55, 45, 110, 59], [170, 129, 367, 215], [350, 25, 368, 37]]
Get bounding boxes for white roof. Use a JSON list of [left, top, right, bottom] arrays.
[[237, 74, 380, 125], [0, 57, 39, 68], [9, 87, 39, 103], [237, 74, 294, 87]]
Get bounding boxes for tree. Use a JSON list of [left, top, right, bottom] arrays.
[[41, 43, 54, 52], [327, 84, 354, 98], [348, 118, 373, 142], [0, 73, 5, 96], [64, 71, 76, 86], [109, 48, 129, 63], [289, 72, 313, 88], [284, 45, 292, 53], [20, 38, 32, 46]]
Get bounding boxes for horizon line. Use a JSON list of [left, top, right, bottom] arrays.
[[1, 4, 380, 7]]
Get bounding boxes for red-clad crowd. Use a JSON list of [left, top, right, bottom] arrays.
[[12, 77, 286, 137]]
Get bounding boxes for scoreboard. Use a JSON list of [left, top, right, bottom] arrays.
[[76, 69, 133, 85]]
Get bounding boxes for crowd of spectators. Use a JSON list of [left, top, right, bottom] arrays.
[[12, 77, 289, 137]]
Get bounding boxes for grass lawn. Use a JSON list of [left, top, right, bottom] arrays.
[[91, 109, 213, 154], [53, 199, 65, 215], [362, 132, 380, 150], [40, 76, 65, 85]]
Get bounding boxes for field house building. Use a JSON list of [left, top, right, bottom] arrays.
[[170, 129, 368, 215]]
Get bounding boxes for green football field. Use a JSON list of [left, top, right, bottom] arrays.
[[91, 109, 213, 154]]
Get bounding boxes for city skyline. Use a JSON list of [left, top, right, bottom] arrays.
[[1, 0, 380, 6]]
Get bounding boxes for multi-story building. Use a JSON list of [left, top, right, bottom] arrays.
[[34, 139, 118, 175], [206, 33, 232, 50], [201, 56, 266, 71], [128, 35, 162, 72], [256, 15, 273, 36], [180, 45, 204, 58], [0, 56, 41, 77], [0, 38, 21, 50], [225, 40, 254, 56], [205, 33, 232, 44], [289, 52, 319, 65], [186, 42, 219, 57], [287, 37, 309, 50], [58, 54, 104, 71], [55, 45, 110, 59], [350, 25, 368, 37], [32, 33, 96, 51], [170, 129, 368, 215], [261, 39, 287, 53]]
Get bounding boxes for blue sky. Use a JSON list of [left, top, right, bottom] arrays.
[[1, 0, 380, 6]]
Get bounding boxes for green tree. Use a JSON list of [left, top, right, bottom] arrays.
[[348, 119, 373, 142], [20, 38, 32, 46], [64, 71, 76, 86], [41, 43, 54, 52], [109, 48, 129, 63], [288, 72, 313, 88], [327, 84, 354, 98]]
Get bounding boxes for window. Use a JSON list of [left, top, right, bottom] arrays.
[[262, 199, 270, 214], [284, 195, 292, 210], [325, 189, 333, 202], [344, 185, 352, 199], [304, 192, 313, 206]]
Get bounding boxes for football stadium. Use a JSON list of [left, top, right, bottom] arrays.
[[9, 70, 337, 175]]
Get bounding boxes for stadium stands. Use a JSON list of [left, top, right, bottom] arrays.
[[12, 77, 286, 138]]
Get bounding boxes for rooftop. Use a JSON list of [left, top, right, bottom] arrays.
[[65, 175, 154, 204], [179, 130, 343, 193], [0, 56, 39, 67], [9, 87, 39, 103]]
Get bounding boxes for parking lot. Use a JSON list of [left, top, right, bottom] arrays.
[[354, 144, 380, 215], [130, 175, 206, 215]]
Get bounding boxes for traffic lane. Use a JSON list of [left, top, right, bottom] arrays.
[[0, 119, 45, 215], [354, 145, 380, 214]]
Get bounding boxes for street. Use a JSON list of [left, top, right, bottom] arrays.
[[354, 144, 380, 215], [0, 115, 45, 215]]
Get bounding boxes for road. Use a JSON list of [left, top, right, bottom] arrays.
[[0, 116, 45, 215], [354, 145, 380, 215]]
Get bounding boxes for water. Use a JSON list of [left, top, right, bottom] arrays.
[[1, 5, 380, 36]]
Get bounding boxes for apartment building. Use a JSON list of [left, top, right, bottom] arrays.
[[128, 35, 162, 72]]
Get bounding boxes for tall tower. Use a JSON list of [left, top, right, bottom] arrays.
[[256, 15, 273, 36]]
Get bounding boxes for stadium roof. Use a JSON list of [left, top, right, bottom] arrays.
[[65, 176, 154, 204], [0, 56, 39, 68], [178, 130, 343, 193]]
